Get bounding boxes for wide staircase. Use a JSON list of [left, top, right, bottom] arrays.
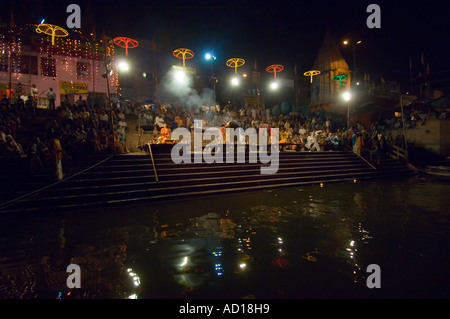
[[0, 147, 415, 214]]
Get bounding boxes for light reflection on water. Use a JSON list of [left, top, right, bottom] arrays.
[[0, 177, 449, 299]]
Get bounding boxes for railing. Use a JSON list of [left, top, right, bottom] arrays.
[[148, 143, 159, 183], [0, 154, 114, 212], [386, 142, 408, 161], [346, 145, 377, 170]]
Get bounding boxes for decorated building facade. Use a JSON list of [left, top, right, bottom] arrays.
[[0, 23, 118, 108]]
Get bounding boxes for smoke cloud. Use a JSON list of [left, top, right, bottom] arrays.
[[159, 68, 216, 109]]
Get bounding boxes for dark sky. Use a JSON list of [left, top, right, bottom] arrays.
[[2, 0, 450, 91]]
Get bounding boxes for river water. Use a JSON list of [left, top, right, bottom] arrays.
[[0, 176, 449, 299]]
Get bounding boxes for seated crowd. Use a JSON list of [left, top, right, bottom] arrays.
[[0, 94, 134, 179], [1, 94, 395, 180], [136, 102, 384, 154]]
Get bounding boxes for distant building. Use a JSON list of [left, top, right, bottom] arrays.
[[310, 31, 351, 107]]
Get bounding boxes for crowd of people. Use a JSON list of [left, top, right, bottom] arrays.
[[136, 102, 388, 159], [0, 93, 134, 181], [1, 92, 394, 181]]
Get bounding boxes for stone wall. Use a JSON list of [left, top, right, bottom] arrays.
[[385, 119, 450, 157]]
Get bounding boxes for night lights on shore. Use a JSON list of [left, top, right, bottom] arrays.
[[117, 60, 130, 72]]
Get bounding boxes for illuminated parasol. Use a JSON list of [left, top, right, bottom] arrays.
[[332, 74, 349, 87], [113, 37, 139, 56], [172, 48, 194, 68], [266, 64, 284, 78], [226, 58, 245, 74], [303, 70, 321, 83], [35, 23, 69, 46]]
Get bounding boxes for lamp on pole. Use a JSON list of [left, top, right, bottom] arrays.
[[343, 40, 362, 83], [205, 51, 217, 101], [343, 91, 351, 131]]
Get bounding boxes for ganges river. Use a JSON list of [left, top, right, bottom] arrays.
[[0, 176, 449, 299]]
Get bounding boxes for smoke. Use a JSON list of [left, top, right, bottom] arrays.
[[158, 68, 242, 127], [159, 68, 216, 109]]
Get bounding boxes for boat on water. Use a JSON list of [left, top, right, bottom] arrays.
[[424, 157, 450, 181]]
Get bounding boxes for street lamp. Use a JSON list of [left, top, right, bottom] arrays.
[[117, 60, 130, 72], [270, 81, 278, 90], [343, 39, 362, 82], [205, 51, 217, 101], [205, 52, 216, 61], [343, 91, 351, 130], [174, 69, 186, 83]]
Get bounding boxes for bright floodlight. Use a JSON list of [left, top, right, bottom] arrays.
[[231, 77, 239, 86], [174, 69, 186, 83], [205, 53, 211, 60], [270, 81, 279, 90], [343, 91, 351, 101], [118, 60, 129, 72]]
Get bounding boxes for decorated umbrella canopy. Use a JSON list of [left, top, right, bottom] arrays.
[[266, 64, 284, 78], [173, 48, 194, 68], [35, 23, 69, 45], [303, 70, 321, 83], [113, 37, 139, 56], [332, 74, 349, 87], [226, 58, 245, 74]]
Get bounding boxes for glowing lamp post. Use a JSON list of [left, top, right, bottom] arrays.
[[117, 60, 130, 72], [343, 40, 362, 73], [303, 70, 321, 83], [113, 37, 139, 56], [226, 58, 245, 106], [173, 48, 194, 68], [205, 51, 217, 101], [333, 74, 349, 88], [226, 58, 245, 88], [266, 64, 283, 90], [343, 91, 351, 130], [35, 23, 69, 45]]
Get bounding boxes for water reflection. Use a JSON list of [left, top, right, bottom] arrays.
[[0, 178, 449, 298]]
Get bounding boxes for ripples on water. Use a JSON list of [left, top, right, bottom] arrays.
[[0, 177, 449, 299]]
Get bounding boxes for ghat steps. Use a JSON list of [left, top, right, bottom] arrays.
[[0, 149, 415, 214]]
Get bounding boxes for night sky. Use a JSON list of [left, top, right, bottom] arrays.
[[2, 0, 450, 92]]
